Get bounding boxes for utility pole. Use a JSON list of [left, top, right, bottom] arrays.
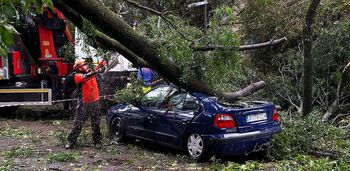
[[188, 0, 209, 35]]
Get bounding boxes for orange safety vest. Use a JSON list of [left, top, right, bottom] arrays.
[[74, 73, 100, 103]]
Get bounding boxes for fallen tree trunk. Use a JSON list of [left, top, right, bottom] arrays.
[[63, 0, 215, 95], [61, 0, 266, 102], [54, 1, 148, 68]]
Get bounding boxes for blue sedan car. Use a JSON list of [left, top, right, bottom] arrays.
[[107, 85, 282, 161]]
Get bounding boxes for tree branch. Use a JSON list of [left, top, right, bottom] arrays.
[[322, 62, 347, 122], [124, 0, 162, 15], [123, 0, 193, 42], [309, 150, 339, 160], [221, 81, 266, 103], [192, 37, 287, 51]]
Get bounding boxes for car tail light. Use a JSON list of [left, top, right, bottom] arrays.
[[214, 114, 236, 128], [272, 109, 279, 122]]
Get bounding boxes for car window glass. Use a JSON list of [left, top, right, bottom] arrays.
[[183, 94, 198, 111], [168, 93, 186, 110], [141, 86, 171, 108]]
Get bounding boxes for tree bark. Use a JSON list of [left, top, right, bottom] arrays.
[[54, 1, 149, 68], [301, 0, 321, 116], [60, 0, 266, 102]]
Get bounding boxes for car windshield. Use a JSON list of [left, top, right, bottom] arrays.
[[141, 86, 174, 108]]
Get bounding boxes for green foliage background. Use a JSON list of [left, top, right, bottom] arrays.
[[241, 0, 350, 111], [139, 6, 247, 92], [0, 0, 53, 56]]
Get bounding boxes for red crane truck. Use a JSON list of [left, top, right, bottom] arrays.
[[0, 7, 75, 114]]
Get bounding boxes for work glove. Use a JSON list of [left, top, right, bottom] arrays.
[[95, 60, 107, 73]]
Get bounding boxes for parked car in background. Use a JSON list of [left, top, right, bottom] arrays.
[[107, 85, 282, 161]]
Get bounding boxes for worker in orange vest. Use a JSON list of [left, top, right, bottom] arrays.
[[66, 59, 107, 149]]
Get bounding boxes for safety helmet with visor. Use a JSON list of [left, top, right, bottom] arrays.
[[74, 59, 87, 70]]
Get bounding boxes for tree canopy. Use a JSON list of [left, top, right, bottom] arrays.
[[1, 0, 350, 120]]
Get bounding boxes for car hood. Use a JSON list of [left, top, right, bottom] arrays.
[[107, 103, 130, 116]]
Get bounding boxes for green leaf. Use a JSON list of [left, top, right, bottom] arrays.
[[3, 24, 19, 34]]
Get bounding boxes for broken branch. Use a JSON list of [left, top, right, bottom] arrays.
[[221, 81, 267, 103], [123, 0, 193, 42], [192, 37, 287, 51]]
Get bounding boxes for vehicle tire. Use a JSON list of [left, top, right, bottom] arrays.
[[111, 117, 127, 142], [186, 133, 210, 162]]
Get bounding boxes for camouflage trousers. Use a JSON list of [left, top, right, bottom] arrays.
[[67, 101, 102, 145]]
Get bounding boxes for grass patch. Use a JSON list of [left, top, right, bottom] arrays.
[[49, 129, 68, 145], [50, 123, 109, 147], [78, 126, 110, 146], [2, 146, 34, 158], [0, 125, 30, 138], [47, 152, 78, 163], [77, 129, 93, 146], [217, 155, 350, 171], [0, 159, 15, 171], [29, 135, 43, 144], [102, 145, 119, 155]]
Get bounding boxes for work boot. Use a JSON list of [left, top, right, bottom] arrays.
[[94, 143, 102, 149], [65, 142, 75, 149]]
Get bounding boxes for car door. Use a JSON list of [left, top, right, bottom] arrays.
[[123, 104, 155, 141], [126, 85, 172, 141], [153, 93, 198, 148]]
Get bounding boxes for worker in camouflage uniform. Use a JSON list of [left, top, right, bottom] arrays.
[[66, 59, 107, 149]]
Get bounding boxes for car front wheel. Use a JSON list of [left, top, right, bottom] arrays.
[[186, 133, 210, 161], [111, 117, 127, 142]]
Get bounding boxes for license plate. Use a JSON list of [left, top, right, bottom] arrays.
[[246, 112, 267, 122]]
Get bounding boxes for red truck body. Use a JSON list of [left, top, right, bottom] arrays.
[[0, 7, 74, 109]]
